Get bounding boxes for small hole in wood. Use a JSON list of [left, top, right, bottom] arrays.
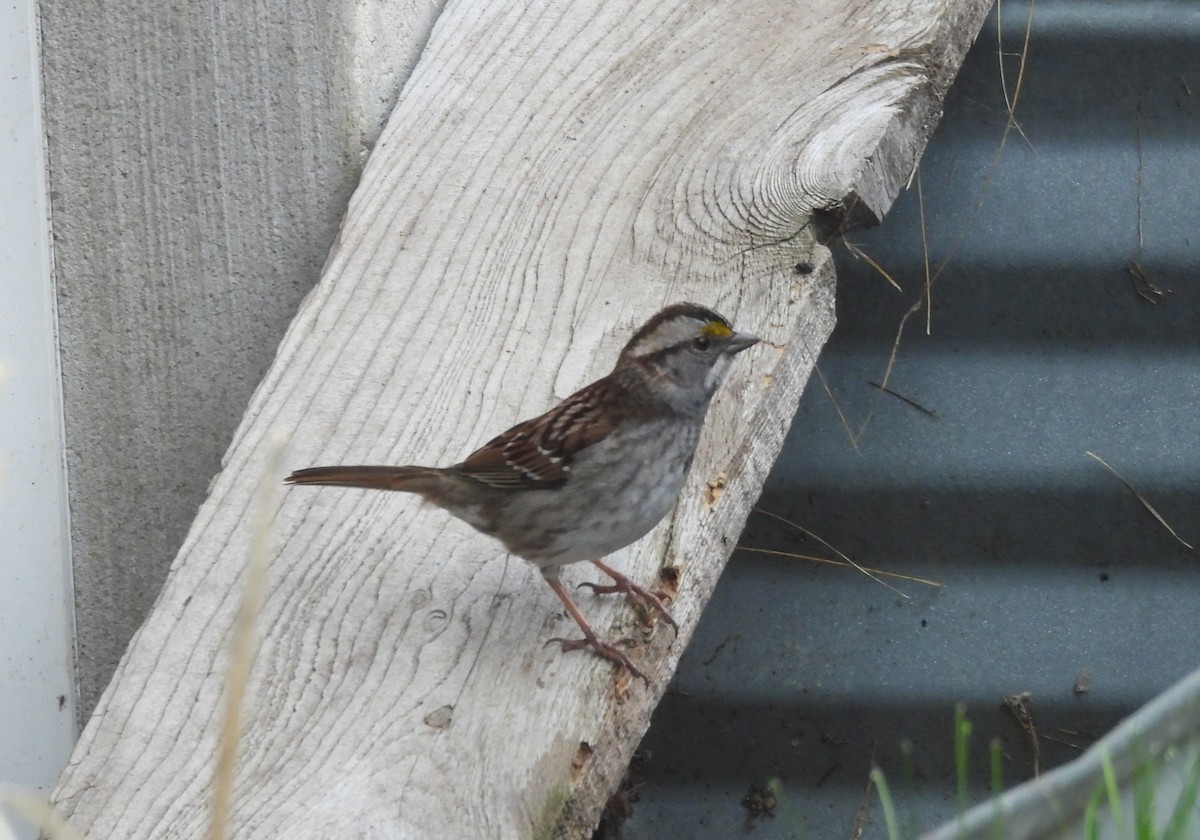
[[571, 741, 594, 782]]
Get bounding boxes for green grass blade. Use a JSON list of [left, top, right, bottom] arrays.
[[1083, 781, 1103, 840], [1101, 751, 1124, 834], [872, 767, 902, 840], [989, 739, 1005, 840], [1162, 744, 1200, 839], [955, 704, 973, 818]]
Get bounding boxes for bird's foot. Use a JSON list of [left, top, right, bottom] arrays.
[[580, 563, 679, 639], [543, 576, 649, 683], [546, 635, 648, 682]]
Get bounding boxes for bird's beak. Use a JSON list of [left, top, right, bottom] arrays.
[[727, 331, 761, 354]]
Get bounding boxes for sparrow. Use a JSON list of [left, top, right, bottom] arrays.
[[286, 302, 759, 679]]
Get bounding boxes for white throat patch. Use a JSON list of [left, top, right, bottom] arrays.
[[705, 354, 732, 391]]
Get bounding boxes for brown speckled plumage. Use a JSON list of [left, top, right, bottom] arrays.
[[286, 302, 759, 680]]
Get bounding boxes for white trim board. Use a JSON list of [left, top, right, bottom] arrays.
[[0, 0, 78, 823]]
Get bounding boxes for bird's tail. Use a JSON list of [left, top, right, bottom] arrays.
[[284, 465, 446, 495]]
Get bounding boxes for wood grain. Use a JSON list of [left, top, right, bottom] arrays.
[[53, 0, 991, 836]]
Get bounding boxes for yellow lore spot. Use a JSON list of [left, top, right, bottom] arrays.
[[701, 321, 733, 339]]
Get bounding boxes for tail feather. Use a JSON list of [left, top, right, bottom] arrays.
[[285, 465, 443, 494]]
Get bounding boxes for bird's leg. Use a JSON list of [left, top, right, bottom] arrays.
[[543, 577, 647, 682], [579, 559, 679, 639]]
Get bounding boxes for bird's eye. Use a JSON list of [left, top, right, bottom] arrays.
[[693, 336, 711, 351]]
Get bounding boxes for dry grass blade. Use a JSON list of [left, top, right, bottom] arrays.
[[751, 508, 940, 598], [849, 750, 878, 840], [1085, 451, 1194, 550], [1127, 261, 1164, 303], [843, 240, 903, 292], [853, 296, 926, 445], [813, 291, 926, 449], [811, 361, 863, 450], [210, 430, 289, 840], [1002, 691, 1041, 777], [927, 0, 1036, 291], [0, 787, 83, 840], [1135, 103, 1145, 253], [821, 2, 1037, 448], [917, 170, 932, 335], [1040, 731, 1088, 752], [839, 0, 1037, 441], [734, 546, 943, 588], [868, 380, 938, 419], [995, 0, 1035, 149]]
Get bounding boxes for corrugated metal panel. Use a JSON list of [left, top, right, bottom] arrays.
[[623, 1, 1200, 837]]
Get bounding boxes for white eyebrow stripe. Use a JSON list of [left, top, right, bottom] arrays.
[[625, 316, 707, 357]]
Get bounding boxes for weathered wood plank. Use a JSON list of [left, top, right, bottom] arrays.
[[53, 0, 991, 836]]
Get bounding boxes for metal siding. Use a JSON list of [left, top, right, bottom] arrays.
[[627, 2, 1200, 837]]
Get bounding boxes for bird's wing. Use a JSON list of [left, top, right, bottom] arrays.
[[456, 381, 617, 489]]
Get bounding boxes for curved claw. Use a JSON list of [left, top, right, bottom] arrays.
[[578, 578, 679, 641], [546, 636, 648, 682], [543, 576, 650, 682]]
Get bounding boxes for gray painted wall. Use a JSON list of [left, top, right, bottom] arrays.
[[40, 0, 443, 721]]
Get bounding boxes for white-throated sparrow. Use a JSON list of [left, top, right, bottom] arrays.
[[286, 302, 759, 680]]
